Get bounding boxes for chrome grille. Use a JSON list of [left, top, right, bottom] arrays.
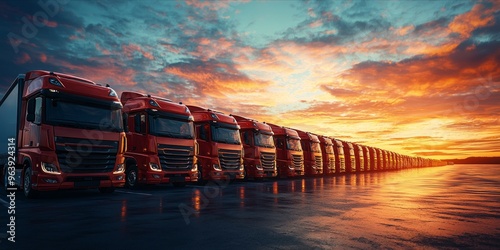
[[314, 155, 323, 169], [219, 149, 241, 169], [158, 144, 194, 170], [56, 136, 117, 173], [350, 158, 356, 170], [292, 154, 303, 169], [260, 152, 276, 169], [328, 156, 335, 169]]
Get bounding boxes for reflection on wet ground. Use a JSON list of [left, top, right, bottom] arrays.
[[4, 164, 500, 249], [177, 164, 500, 249]]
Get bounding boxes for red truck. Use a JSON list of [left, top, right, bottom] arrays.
[[397, 153, 403, 169], [380, 149, 388, 171], [332, 138, 346, 174], [391, 152, 397, 170], [341, 141, 356, 173], [353, 143, 365, 172], [362, 145, 371, 171], [187, 105, 244, 183], [231, 115, 277, 179], [120, 92, 198, 187], [394, 153, 400, 170], [267, 123, 304, 178], [388, 151, 395, 170], [368, 147, 379, 171], [318, 135, 335, 175], [295, 129, 323, 176], [0, 70, 126, 198]]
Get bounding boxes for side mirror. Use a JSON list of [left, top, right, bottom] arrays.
[[122, 113, 129, 133]]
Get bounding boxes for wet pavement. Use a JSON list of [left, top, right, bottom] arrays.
[[1, 164, 499, 249]]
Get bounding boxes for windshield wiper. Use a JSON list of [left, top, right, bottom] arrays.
[[158, 132, 178, 138], [157, 132, 191, 139]]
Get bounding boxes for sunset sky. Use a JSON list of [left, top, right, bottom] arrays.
[[1, 0, 499, 159]]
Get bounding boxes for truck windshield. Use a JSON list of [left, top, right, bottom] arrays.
[[325, 144, 334, 154], [45, 99, 122, 132], [254, 132, 274, 148], [337, 146, 344, 155], [211, 126, 241, 144], [286, 138, 302, 151], [149, 115, 194, 139], [311, 142, 321, 153]]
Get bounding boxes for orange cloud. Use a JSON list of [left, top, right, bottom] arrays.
[[165, 60, 271, 98], [191, 37, 237, 60], [96, 43, 112, 55], [393, 25, 414, 36], [58, 57, 138, 87], [448, 3, 496, 38], [15, 52, 31, 64], [40, 53, 47, 63], [122, 44, 155, 60]]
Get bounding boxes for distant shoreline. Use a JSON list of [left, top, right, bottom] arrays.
[[442, 157, 500, 165]]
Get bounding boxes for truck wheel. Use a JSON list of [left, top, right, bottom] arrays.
[[98, 187, 115, 193], [126, 165, 138, 188], [197, 169, 206, 185], [23, 166, 39, 198], [277, 168, 284, 179], [243, 169, 249, 180]]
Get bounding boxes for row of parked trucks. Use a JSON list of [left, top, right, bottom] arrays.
[[0, 71, 447, 198]]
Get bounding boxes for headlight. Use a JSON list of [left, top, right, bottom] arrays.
[[213, 164, 221, 170], [288, 165, 294, 170], [114, 163, 125, 174], [41, 162, 61, 174], [255, 164, 263, 170], [149, 163, 161, 171]]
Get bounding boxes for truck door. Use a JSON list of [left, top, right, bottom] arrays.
[[22, 96, 42, 148]]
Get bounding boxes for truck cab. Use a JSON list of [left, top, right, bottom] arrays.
[[353, 143, 365, 172], [187, 105, 244, 183], [332, 138, 346, 174], [341, 141, 356, 173], [381, 150, 388, 171], [267, 124, 304, 178], [295, 129, 323, 176], [319, 136, 335, 175], [368, 147, 379, 171], [0, 70, 126, 198], [232, 115, 277, 179], [362, 145, 371, 171], [120, 92, 198, 187]]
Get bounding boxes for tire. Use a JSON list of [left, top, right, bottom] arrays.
[[23, 165, 39, 198], [197, 168, 206, 185], [243, 168, 249, 181], [98, 187, 115, 193], [125, 165, 138, 189], [277, 167, 286, 179]]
